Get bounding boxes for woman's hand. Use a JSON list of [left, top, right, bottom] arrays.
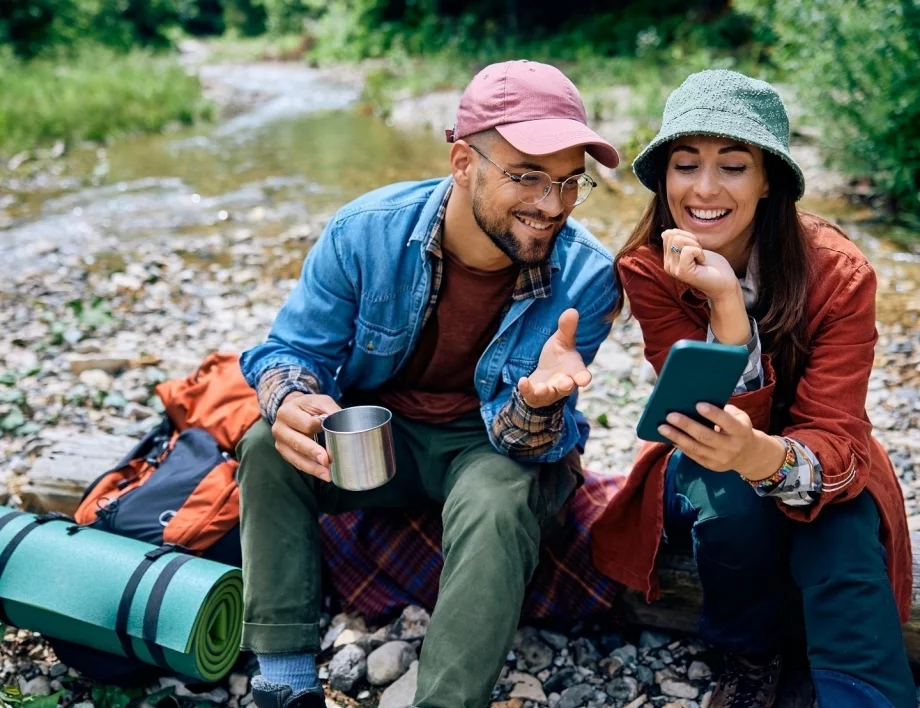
[[658, 402, 781, 478], [662, 229, 751, 346], [661, 229, 739, 303]]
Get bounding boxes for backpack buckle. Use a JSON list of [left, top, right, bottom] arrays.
[[34, 512, 76, 525], [144, 543, 191, 560]]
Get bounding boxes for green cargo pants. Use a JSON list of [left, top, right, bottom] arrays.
[[237, 409, 577, 708]]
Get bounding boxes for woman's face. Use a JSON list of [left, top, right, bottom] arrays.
[[665, 135, 769, 254]]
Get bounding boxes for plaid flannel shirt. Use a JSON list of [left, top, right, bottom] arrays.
[[257, 185, 565, 455], [705, 260, 823, 507]]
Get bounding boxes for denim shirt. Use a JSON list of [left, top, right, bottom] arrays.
[[240, 177, 617, 463]]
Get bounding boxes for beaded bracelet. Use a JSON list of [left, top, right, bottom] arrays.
[[741, 437, 796, 492]]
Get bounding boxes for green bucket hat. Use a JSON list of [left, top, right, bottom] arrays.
[[633, 69, 805, 200]]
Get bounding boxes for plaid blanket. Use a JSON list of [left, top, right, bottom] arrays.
[[318, 470, 626, 623]]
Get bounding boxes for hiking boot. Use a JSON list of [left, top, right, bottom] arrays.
[[709, 653, 782, 708], [251, 678, 326, 708]]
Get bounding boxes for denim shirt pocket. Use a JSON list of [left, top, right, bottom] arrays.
[[501, 357, 539, 386], [354, 317, 409, 357]]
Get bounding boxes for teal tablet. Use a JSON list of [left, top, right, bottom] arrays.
[[636, 339, 750, 444]]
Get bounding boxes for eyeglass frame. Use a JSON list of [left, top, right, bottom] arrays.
[[468, 144, 597, 208]]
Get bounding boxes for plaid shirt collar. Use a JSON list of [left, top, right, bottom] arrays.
[[420, 182, 555, 301]]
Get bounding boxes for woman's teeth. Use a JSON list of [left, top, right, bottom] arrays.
[[689, 208, 730, 221], [517, 216, 551, 231]]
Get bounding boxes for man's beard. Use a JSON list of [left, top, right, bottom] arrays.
[[472, 181, 561, 266]]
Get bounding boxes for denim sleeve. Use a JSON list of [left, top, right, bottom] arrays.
[[239, 217, 357, 412], [489, 263, 616, 463]]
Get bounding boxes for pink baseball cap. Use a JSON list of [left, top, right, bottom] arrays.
[[446, 60, 619, 168]]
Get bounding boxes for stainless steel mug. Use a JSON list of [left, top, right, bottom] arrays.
[[312, 405, 396, 491]]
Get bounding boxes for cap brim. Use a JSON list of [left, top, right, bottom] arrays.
[[496, 119, 620, 168]]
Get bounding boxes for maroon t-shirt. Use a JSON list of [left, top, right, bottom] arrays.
[[379, 252, 519, 423]]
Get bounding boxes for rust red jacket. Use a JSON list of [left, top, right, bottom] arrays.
[[590, 215, 912, 623]]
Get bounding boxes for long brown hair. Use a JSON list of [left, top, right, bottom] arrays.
[[613, 150, 813, 410]]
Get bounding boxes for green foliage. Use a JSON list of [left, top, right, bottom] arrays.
[[738, 0, 920, 220], [90, 684, 145, 708], [0, 0, 180, 58], [0, 45, 214, 156], [1, 686, 65, 708]]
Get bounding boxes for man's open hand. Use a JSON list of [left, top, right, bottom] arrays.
[[518, 308, 592, 408]]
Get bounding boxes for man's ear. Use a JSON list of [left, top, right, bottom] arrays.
[[450, 141, 476, 188]]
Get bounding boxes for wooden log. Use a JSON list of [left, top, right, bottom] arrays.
[[620, 531, 920, 663], [16, 427, 136, 515]]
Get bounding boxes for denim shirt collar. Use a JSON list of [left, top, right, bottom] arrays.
[[408, 177, 557, 301]]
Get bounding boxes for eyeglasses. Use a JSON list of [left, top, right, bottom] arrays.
[[470, 145, 597, 208]]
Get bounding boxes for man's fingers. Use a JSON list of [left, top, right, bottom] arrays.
[[572, 369, 592, 387], [273, 425, 328, 466], [548, 373, 576, 395], [555, 308, 579, 349], [279, 405, 324, 436], [275, 439, 332, 482]]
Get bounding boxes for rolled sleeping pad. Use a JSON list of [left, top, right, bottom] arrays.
[[0, 507, 242, 682]]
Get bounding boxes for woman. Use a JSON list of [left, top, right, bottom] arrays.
[[590, 70, 915, 707]]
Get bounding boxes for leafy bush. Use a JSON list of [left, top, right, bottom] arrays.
[[738, 0, 920, 221], [0, 0, 180, 58]]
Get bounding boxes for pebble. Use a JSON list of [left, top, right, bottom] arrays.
[[387, 605, 430, 641], [378, 660, 419, 708], [507, 671, 548, 702], [687, 661, 712, 681], [557, 683, 595, 708], [49, 663, 68, 678], [515, 628, 555, 673], [19, 676, 51, 697], [367, 640, 416, 686], [327, 643, 367, 692], [606, 676, 639, 702], [611, 644, 638, 666], [660, 679, 700, 700], [228, 673, 248, 697]]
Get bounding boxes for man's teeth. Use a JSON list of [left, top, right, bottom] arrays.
[[518, 216, 551, 231], [689, 208, 730, 220]]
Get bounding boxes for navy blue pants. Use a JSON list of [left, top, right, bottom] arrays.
[[663, 451, 915, 708]]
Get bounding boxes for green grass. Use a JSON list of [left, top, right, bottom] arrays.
[[201, 33, 307, 62], [0, 45, 214, 157]]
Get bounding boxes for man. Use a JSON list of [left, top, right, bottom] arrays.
[[238, 59, 619, 708]]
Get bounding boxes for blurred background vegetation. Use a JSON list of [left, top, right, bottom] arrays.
[[1, 0, 918, 223]]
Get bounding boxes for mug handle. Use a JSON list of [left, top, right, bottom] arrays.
[[310, 414, 328, 449]]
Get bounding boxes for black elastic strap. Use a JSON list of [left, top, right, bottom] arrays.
[[0, 511, 25, 535], [0, 518, 41, 626], [115, 556, 158, 659], [143, 554, 194, 669], [114, 544, 191, 660]]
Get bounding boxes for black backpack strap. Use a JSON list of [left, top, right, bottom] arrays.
[[0, 512, 73, 625], [115, 544, 191, 666]]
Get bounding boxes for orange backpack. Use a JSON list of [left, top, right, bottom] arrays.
[[74, 353, 261, 562]]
